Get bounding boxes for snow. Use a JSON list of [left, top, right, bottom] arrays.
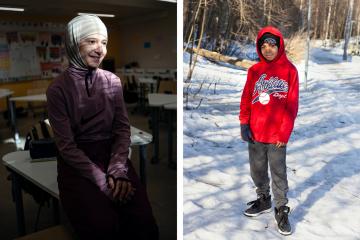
[[183, 45, 360, 239]]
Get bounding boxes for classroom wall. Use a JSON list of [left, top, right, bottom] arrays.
[[0, 15, 60, 109], [0, 14, 123, 110], [0, 13, 124, 69], [117, 9, 177, 69], [0, 12, 178, 74], [0, 10, 176, 110]]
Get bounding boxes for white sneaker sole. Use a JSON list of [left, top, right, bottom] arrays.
[[274, 218, 292, 235], [278, 228, 292, 235], [243, 208, 272, 217]]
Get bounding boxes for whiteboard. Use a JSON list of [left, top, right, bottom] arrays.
[[9, 44, 41, 78]]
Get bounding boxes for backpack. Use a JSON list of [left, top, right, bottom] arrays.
[[24, 119, 57, 159]]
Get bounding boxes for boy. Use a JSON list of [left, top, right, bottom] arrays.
[[239, 26, 299, 235], [47, 15, 158, 239]]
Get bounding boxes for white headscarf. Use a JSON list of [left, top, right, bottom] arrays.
[[65, 14, 108, 69]]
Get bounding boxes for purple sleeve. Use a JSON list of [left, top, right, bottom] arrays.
[[107, 76, 131, 181], [46, 85, 113, 200]]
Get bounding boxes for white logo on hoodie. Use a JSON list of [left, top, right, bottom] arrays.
[[252, 74, 288, 104]]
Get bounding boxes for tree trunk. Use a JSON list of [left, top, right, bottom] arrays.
[[267, 0, 272, 25], [357, 3, 360, 50], [184, 0, 202, 53], [329, 0, 337, 40], [184, 0, 190, 28], [223, 0, 233, 53], [187, 47, 257, 69], [186, 0, 207, 82], [314, 0, 319, 39], [299, 0, 304, 29], [184, 0, 195, 40], [325, 0, 333, 40], [343, 0, 354, 60], [263, 0, 267, 25], [304, 0, 312, 90]]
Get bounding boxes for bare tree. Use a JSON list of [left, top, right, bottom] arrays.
[[263, 0, 267, 25], [183, 0, 360, 64], [313, 0, 319, 38], [329, 0, 337, 40], [267, 0, 272, 25], [344, 0, 354, 60], [356, 3, 360, 51], [186, 0, 208, 82], [299, 0, 305, 28], [324, 0, 333, 40], [184, 0, 202, 53]]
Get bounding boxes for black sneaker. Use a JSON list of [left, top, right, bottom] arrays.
[[243, 194, 272, 217], [275, 206, 292, 235]]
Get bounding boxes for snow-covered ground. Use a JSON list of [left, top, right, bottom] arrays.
[[183, 46, 360, 239]]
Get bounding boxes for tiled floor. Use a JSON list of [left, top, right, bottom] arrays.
[[0, 105, 177, 240]]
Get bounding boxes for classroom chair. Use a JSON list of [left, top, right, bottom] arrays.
[[157, 80, 176, 94], [26, 88, 47, 118]]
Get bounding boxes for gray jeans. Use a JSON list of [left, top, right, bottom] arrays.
[[248, 141, 288, 208]]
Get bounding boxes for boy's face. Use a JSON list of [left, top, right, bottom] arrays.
[[260, 42, 278, 61], [79, 34, 108, 68]]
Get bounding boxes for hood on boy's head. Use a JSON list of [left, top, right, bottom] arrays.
[[256, 26, 285, 63], [65, 14, 108, 70]]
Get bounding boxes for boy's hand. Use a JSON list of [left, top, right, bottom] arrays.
[[240, 124, 254, 143], [108, 177, 136, 203], [275, 141, 286, 148]]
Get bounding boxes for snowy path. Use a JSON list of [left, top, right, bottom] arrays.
[[183, 47, 360, 240]]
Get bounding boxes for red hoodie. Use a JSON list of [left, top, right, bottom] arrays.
[[239, 26, 299, 144]]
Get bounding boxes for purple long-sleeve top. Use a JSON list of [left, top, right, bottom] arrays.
[[46, 66, 131, 200]]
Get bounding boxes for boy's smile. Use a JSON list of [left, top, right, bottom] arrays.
[[261, 42, 278, 61], [79, 34, 108, 68]]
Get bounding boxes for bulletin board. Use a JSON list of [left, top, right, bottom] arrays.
[[0, 21, 68, 83]]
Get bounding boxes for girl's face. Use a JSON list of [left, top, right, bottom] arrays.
[[79, 34, 107, 68], [261, 42, 278, 61]]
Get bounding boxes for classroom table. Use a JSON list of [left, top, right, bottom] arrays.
[[164, 103, 177, 169], [138, 77, 157, 94], [129, 126, 153, 185], [3, 151, 58, 237], [135, 77, 158, 113], [147, 93, 176, 164], [0, 88, 13, 99], [2, 126, 152, 237]]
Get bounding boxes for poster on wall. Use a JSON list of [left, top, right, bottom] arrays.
[[0, 21, 67, 82], [19, 32, 37, 44], [49, 47, 61, 62], [9, 44, 41, 79], [39, 32, 50, 47], [0, 34, 10, 79], [40, 62, 62, 78], [36, 46, 47, 61], [6, 32, 18, 45], [51, 33, 64, 46]]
